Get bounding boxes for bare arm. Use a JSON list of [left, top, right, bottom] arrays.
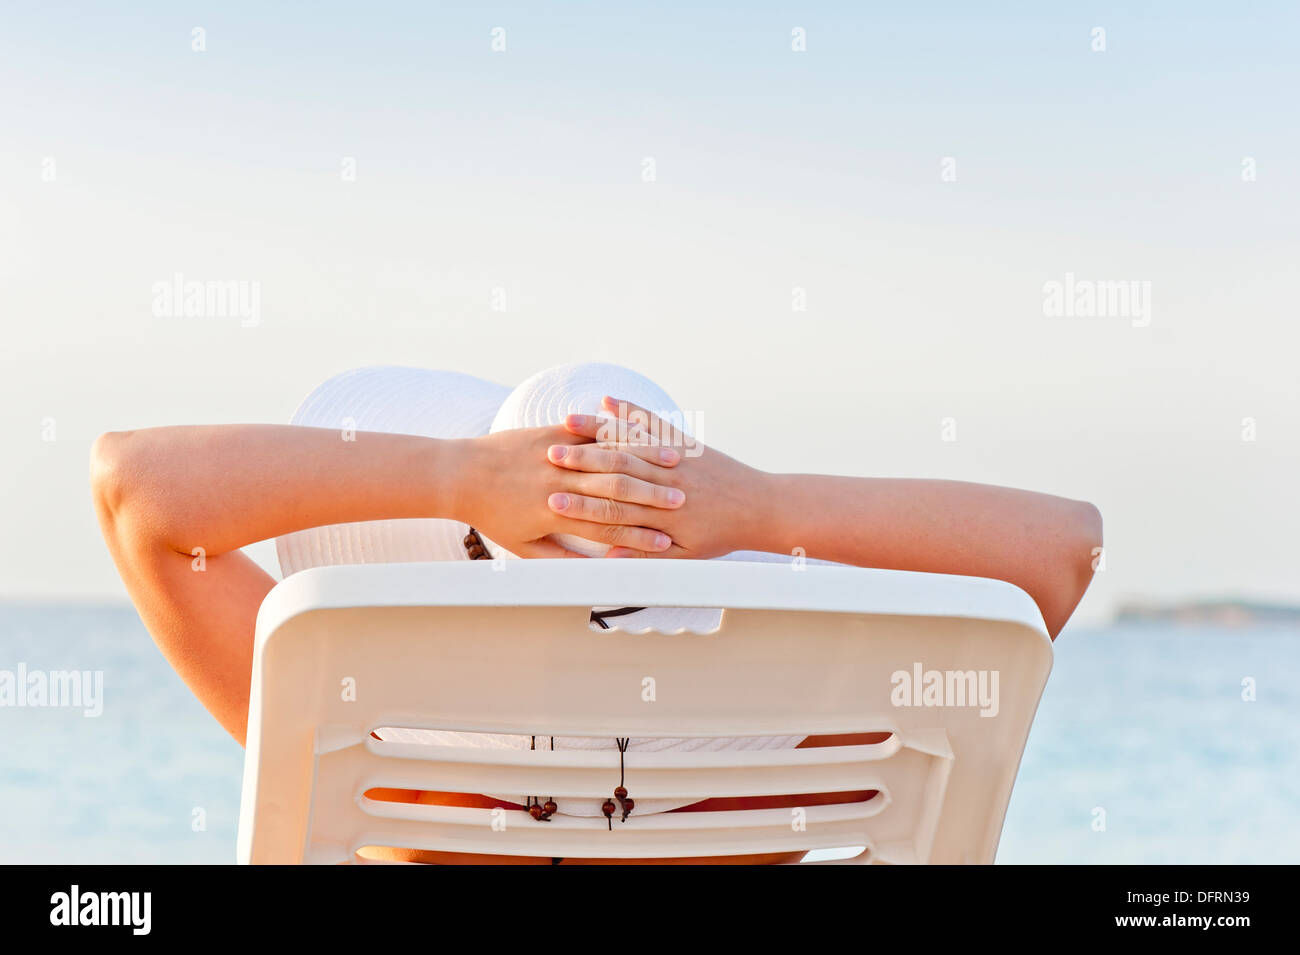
[[90, 423, 682, 743], [551, 400, 1103, 638], [755, 474, 1101, 638]]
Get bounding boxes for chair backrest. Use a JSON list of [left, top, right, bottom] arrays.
[[237, 559, 1052, 864]]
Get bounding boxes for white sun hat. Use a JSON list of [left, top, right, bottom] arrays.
[[275, 365, 511, 574], [274, 362, 805, 816]]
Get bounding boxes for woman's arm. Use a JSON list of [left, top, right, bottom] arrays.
[[90, 423, 682, 742], [549, 399, 1103, 639], [752, 474, 1101, 638]]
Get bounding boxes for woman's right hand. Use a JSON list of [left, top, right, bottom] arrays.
[[454, 424, 688, 558]]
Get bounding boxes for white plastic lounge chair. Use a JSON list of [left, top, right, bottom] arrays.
[[236, 559, 1052, 864]]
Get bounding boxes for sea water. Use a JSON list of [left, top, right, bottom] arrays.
[[1, 604, 1295, 864]]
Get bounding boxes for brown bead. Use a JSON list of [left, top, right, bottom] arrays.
[[528, 803, 544, 821], [601, 799, 615, 817], [614, 786, 628, 801], [543, 800, 558, 816], [621, 798, 634, 820]]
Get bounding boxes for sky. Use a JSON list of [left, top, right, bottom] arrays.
[[2, 2, 1297, 626]]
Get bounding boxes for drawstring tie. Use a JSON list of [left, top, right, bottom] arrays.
[[467, 529, 635, 829], [601, 737, 635, 828]]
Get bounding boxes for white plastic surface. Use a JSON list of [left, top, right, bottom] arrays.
[[236, 559, 1052, 864]]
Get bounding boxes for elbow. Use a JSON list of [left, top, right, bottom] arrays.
[[1075, 500, 1104, 589], [90, 431, 124, 519], [90, 430, 141, 535], [1044, 499, 1103, 639], [91, 429, 190, 561]]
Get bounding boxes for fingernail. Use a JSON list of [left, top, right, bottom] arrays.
[[655, 533, 670, 549], [667, 489, 685, 505], [550, 493, 570, 511], [549, 445, 568, 461], [659, 447, 679, 464]]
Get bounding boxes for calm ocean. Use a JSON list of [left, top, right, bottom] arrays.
[[1, 603, 1296, 864]]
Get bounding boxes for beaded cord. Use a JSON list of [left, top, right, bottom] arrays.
[[465, 528, 636, 833]]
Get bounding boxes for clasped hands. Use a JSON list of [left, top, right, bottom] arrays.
[[457, 397, 770, 560]]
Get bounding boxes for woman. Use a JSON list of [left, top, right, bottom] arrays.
[[91, 362, 1102, 864]]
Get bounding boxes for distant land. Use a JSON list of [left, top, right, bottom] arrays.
[[1114, 599, 1300, 627]]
